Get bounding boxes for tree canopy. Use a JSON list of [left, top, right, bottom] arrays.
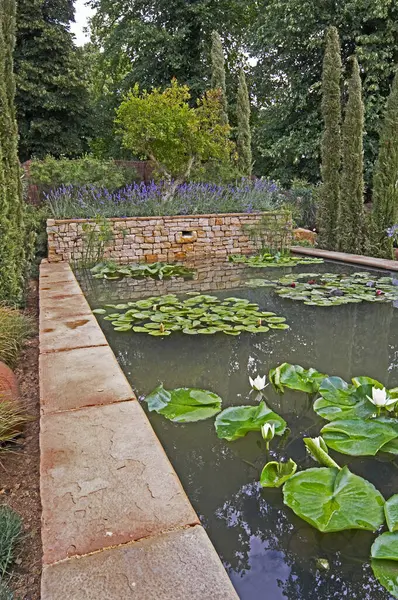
[[14, 0, 91, 161]]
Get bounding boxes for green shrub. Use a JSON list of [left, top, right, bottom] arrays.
[[0, 506, 23, 577], [0, 397, 29, 444], [29, 155, 138, 192], [0, 307, 33, 368]]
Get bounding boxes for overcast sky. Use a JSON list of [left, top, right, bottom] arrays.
[[70, 0, 95, 46]]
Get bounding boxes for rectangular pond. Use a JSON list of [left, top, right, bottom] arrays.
[[79, 259, 398, 600]]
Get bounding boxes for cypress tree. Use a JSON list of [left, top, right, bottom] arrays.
[[0, 0, 27, 303], [317, 26, 342, 250], [338, 56, 364, 254], [372, 69, 398, 258], [237, 69, 252, 176], [210, 30, 228, 125]]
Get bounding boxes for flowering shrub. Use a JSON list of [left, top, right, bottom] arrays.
[[45, 178, 286, 219], [387, 224, 398, 246]]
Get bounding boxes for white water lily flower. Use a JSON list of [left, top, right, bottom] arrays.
[[261, 422, 275, 442], [366, 387, 396, 408], [249, 375, 267, 391]]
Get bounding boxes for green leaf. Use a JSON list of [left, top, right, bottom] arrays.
[[260, 459, 297, 488], [303, 437, 340, 468], [371, 560, 398, 598], [385, 496, 398, 532], [321, 418, 398, 456], [269, 363, 327, 394], [283, 466, 385, 533], [144, 384, 222, 422], [92, 308, 107, 315], [314, 378, 375, 421], [372, 532, 398, 561], [215, 401, 287, 441]]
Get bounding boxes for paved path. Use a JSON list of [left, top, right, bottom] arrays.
[[39, 260, 238, 600]]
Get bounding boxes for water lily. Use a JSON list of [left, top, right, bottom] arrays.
[[366, 387, 396, 408], [261, 422, 275, 442], [249, 375, 267, 391]]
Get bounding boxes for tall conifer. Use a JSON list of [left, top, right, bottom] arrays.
[[210, 30, 228, 125], [317, 26, 342, 250], [236, 69, 252, 176], [0, 0, 27, 303], [372, 69, 398, 258], [338, 56, 364, 254]]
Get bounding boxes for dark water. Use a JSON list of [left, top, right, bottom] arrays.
[[81, 260, 398, 600]]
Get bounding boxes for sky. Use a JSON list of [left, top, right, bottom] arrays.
[[70, 0, 95, 46]]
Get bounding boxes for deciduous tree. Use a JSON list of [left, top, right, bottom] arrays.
[[116, 80, 233, 200]]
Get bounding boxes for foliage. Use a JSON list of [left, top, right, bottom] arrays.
[[236, 69, 252, 176], [250, 0, 398, 186], [0, 306, 33, 368], [337, 57, 365, 254], [317, 27, 342, 251], [238, 211, 293, 255], [91, 261, 196, 281], [282, 180, 317, 230], [229, 252, 323, 268], [214, 401, 287, 441], [0, 0, 31, 305], [271, 270, 398, 307], [283, 466, 385, 533], [116, 80, 233, 199], [0, 506, 22, 576], [260, 459, 297, 488], [372, 532, 398, 597], [269, 363, 327, 394], [14, 0, 91, 161], [211, 31, 228, 125], [89, 0, 255, 97], [29, 156, 138, 193], [144, 384, 222, 422], [385, 495, 398, 532], [372, 69, 398, 258], [94, 293, 289, 337], [45, 179, 285, 219], [0, 396, 29, 445], [303, 436, 340, 469]]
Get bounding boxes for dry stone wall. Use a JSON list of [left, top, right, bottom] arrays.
[[47, 212, 292, 263]]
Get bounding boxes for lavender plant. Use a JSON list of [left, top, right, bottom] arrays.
[[45, 179, 285, 219]]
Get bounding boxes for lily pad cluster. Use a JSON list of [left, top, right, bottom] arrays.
[[93, 292, 289, 337], [229, 251, 324, 268], [268, 362, 398, 596], [91, 261, 196, 281], [253, 271, 398, 306]]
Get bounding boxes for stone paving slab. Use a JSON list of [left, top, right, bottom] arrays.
[[40, 345, 133, 413], [40, 312, 107, 353], [40, 401, 199, 564], [40, 261, 78, 283], [39, 292, 92, 322], [41, 525, 239, 600], [39, 279, 84, 298], [292, 246, 398, 271]]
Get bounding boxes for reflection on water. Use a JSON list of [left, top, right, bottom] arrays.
[[80, 260, 398, 600]]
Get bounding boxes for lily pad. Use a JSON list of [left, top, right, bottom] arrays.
[[269, 363, 327, 394], [260, 459, 297, 488], [371, 560, 398, 599], [372, 532, 398, 561], [145, 384, 222, 422], [215, 401, 287, 441], [313, 378, 375, 421], [385, 496, 398, 532], [283, 466, 385, 533], [321, 419, 398, 456]]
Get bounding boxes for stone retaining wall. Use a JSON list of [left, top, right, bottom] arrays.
[[47, 212, 292, 263]]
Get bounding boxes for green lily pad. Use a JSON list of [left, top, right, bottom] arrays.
[[321, 418, 398, 456], [385, 496, 398, 532], [371, 560, 398, 598], [145, 384, 222, 422], [372, 532, 398, 561], [283, 466, 385, 533], [215, 401, 287, 441], [260, 459, 297, 488], [269, 363, 327, 394]]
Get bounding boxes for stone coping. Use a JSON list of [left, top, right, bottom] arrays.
[[291, 246, 398, 272], [47, 209, 290, 225], [39, 259, 238, 599]]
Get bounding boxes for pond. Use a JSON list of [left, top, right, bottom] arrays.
[[80, 259, 398, 600]]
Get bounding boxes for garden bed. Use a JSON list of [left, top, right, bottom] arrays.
[[1, 282, 41, 600]]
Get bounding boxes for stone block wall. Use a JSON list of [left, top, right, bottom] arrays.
[[47, 212, 292, 263]]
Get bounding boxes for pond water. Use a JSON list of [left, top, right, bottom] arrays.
[[81, 260, 398, 600]]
